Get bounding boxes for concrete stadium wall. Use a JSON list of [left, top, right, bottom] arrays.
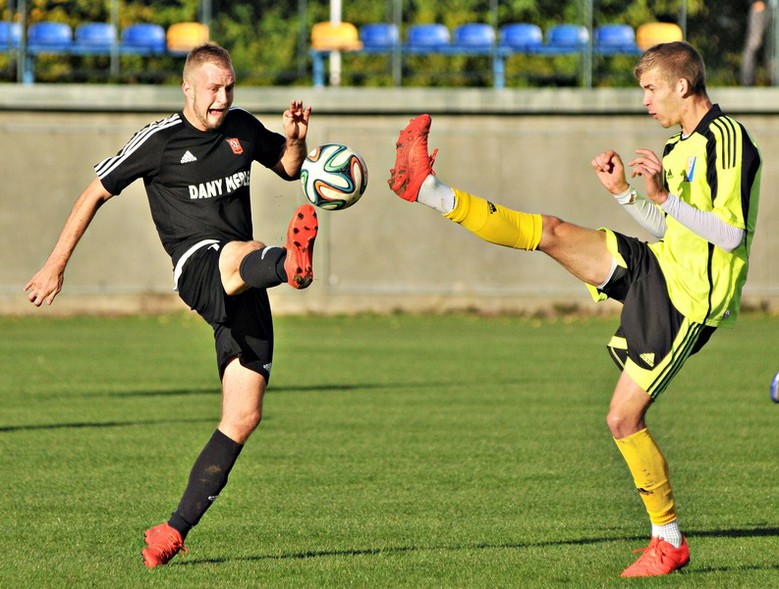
[[1, 84, 776, 316]]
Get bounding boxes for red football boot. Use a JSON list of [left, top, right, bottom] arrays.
[[142, 522, 188, 568], [388, 114, 439, 202], [284, 204, 318, 289], [620, 536, 690, 577]]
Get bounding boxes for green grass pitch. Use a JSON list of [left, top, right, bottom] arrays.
[[1, 312, 777, 588]]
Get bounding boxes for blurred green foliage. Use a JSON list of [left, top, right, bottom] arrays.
[[0, 1, 760, 87]]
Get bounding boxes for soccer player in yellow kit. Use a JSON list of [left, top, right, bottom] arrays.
[[388, 42, 761, 577]]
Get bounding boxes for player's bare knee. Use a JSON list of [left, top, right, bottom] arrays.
[[606, 410, 641, 439], [538, 215, 566, 250], [606, 411, 624, 438], [240, 410, 262, 435], [219, 240, 264, 295], [221, 410, 262, 443], [221, 275, 248, 296]]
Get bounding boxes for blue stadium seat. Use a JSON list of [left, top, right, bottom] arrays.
[[0, 21, 21, 50], [595, 24, 639, 55], [73, 22, 116, 55], [452, 23, 495, 51], [498, 23, 543, 52], [120, 23, 166, 55], [541, 24, 589, 54], [406, 24, 450, 53], [359, 23, 399, 51], [27, 21, 73, 54], [494, 23, 545, 90]]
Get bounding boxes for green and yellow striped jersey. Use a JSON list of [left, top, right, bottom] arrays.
[[649, 105, 761, 327]]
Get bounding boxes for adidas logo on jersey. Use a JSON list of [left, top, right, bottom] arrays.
[[180, 150, 198, 164]]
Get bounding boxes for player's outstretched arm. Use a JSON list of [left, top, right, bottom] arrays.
[[24, 177, 113, 307], [273, 100, 311, 181]]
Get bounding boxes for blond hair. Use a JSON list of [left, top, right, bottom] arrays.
[[183, 43, 233, 82], [635, 41, 707, 96]]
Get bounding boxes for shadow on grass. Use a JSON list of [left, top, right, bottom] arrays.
[[178, 526, 779, 570], [79, 380, 481, 399], [23, 376, 539, 402], [0, 416, 214, 433], [178, 535, 639, 566], [687, 526, 779, 539], [268, 378, 541, 395], [38, 381, 454, 400], [1, 379, 513, 433]]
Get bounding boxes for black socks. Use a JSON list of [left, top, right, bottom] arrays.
[[238, 246, 287, 289], [168, 429, 244, 540]]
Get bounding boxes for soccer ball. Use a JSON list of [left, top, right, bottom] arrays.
[[300, 144, 368, 210]]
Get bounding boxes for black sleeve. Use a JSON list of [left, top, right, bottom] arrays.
[[93, 117, 172, 195], [236, 109, 287, 168]]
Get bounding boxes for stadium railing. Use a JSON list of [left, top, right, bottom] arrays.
[[20, 21, 193, 83], [311, 22, 648, 89], [313, 22, 499, 88]]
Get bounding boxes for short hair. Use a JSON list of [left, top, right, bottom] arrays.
[[634, 41, 707, 96], [183, 43, 233, 82]]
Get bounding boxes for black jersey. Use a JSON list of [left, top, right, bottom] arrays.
[[94, 107, 286, 266]]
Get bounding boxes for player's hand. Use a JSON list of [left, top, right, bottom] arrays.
[[282, 100, 312, 142], [24, 265, 64, 307], [591, 150, 629, 195], [628, 149, 669, 204]]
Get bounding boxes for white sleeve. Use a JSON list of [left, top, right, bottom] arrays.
[[659, 193, 745, 252], [613, 187, 666, 239]]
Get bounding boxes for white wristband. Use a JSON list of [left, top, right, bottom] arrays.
[[613, 186, 636, 205]]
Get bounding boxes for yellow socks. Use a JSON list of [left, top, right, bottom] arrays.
[[444, 188, 542, 251], [614, 428, 677, 526]]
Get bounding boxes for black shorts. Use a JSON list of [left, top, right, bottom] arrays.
[[176, 242, 274, 382], [594, 230, 716, 398]]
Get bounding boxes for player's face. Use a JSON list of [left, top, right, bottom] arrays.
[[183, 62, 235, 131], [638, 68, 682, 129]]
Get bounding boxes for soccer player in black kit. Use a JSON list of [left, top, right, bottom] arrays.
[[24, 44, 319, 568]]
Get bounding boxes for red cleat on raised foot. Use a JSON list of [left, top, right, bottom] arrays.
[[284, 204, 318, 289], [142, 522, 188, 569], [620, 536, 690, 577], [387, 114, 439, 202]]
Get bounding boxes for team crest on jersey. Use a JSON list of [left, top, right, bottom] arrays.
[[226, 137, 244, 155], [685, 156, 696, 182]]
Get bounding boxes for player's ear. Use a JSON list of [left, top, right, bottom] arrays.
[[677, 77, 690, 97], [182, 79, 193, 97]]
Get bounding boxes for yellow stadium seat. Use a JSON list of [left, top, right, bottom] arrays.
[[167, 22, 209, 53], [635, 22, 683, 51], [311, 21, 363, 51]]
